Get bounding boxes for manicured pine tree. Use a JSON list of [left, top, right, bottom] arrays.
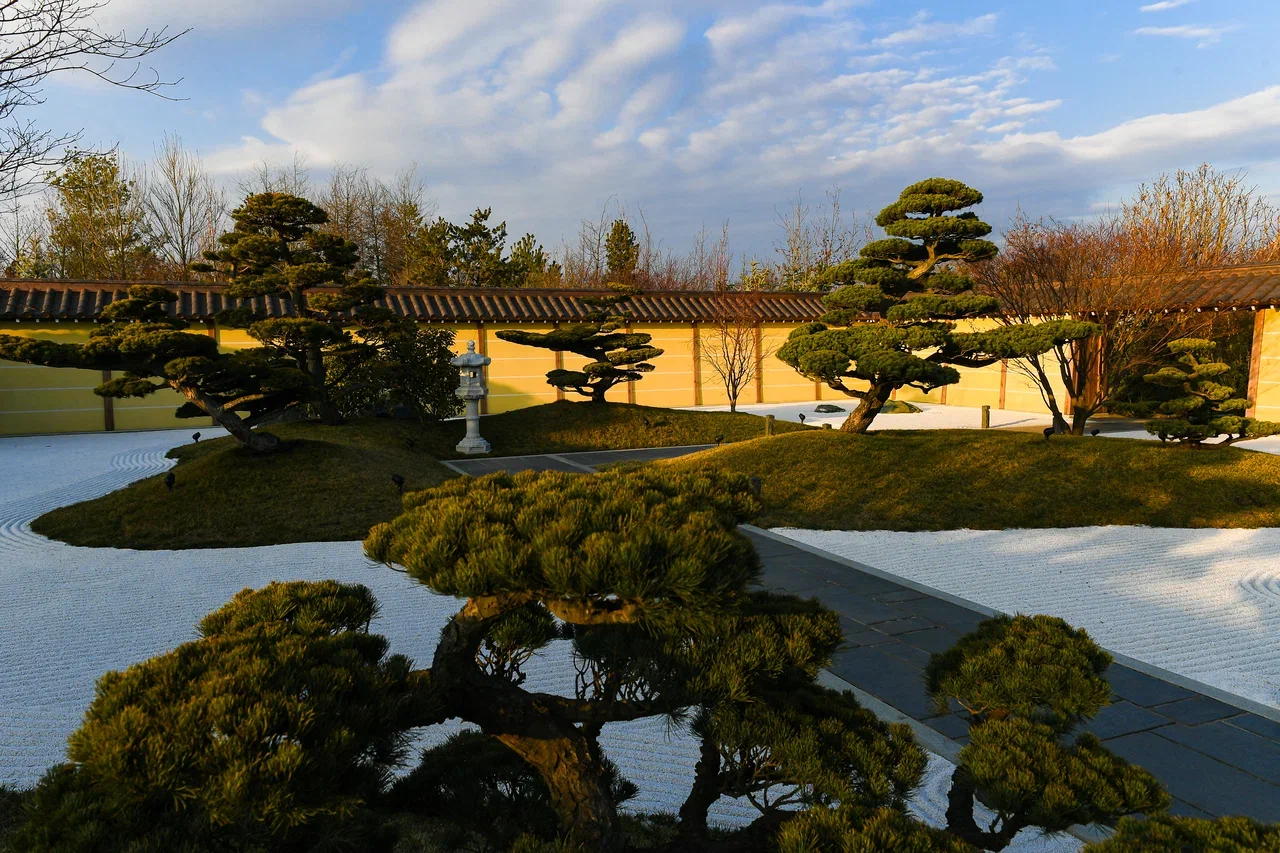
[[1082, 814, 1280, 852], [192, 192, 384, 424], [495, 285, 663, 402], [778, 179, 1097, 433], [1142, 338, 1280, 446], [0, 285, 307, 453], [925, 615, 1168, 851]]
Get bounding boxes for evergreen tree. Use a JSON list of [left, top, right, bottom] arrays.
[[605, 219, 639, 282], [9, 581, 419, 851], [1141, 338, 1280, 446], [495, 286, 663, 402], [192, 192, 385, 424], [510, 232, 555, 287], [926, 615, 1168, 851], [0, 285, 306, 453], [1083, 814, 1280, 852], [778, 179, 1097, 433], [450, 207, 513, 287], [325, 318, 463, 422]]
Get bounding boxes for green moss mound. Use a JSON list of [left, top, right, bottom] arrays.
[[664, 429, 1280, 530]]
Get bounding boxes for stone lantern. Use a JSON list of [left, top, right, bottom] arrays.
[[451, 340, 492, 455]]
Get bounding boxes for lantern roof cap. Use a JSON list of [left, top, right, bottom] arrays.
[[451, 339, 491, 368]]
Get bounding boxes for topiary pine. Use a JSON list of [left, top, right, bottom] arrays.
[[495, 285, 663, 402], [775, 806, 978, 853], [0, 285, 308, 453], [925, 615, 1168, 851], [192, 192, 386, 424], [1142, 338, 1280, 446], [778, 179, 1097, 433], [9, 581, 420, 852], [1083, 814, 1280, 852]]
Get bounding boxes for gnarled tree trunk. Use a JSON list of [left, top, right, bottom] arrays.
[[839, 382, 895, 434], [173, 382, 281, 453]]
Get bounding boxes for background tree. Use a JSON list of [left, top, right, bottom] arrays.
[[1134, 338, 1280, 446], [146, 133, 225, 280], [46, 151, 157, 279], [774, 187, 867, 291], [703, 287, 774, 413], [974, 166, 1279, 435], [0, 284, 307, 452], [193, 192, 384, 424], [325, 318, 463, 422], [778, 178, 1095, 433], [495, 286, 663, 402], [0, 0, 184, 202], [605, 218, 639, 284]]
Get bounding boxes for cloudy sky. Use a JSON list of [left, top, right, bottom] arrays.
[[41, 0, 1280, 258]]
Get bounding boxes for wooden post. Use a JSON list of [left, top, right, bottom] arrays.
[[205, 320, 217, 340], [476, 323, 489, 415], [626, 324, 636, 405], [939, 384, 948, 405], [691, 322, 703, 406], [998, 359, 1007, 409], [981, 405, 990, 429], [101, 369, 114, 431], [814, 379, 822, 401], [764, 414, 775, 436], [1247, 308, 1267, 417], [753, 323, 764, 404], [553, 322, 564, 402]]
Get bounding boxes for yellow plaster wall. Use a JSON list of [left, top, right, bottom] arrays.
[[637, 323, 698, 408], [481, 323, 560, 414], [1252, 309, 1280, 421], [0, 323, 107, 436], [758, 323, 822, 404]]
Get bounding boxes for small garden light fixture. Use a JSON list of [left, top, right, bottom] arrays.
[[163, 472, 175, 492], [391, 473, 405, 494]]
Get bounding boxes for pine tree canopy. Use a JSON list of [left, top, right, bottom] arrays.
[[1083, 814, 1280, 852], [1141, 337, 1280, 446], [0, 284, 307, 452], [495, 286, 664, 401], [779, 179, 1099, 434]]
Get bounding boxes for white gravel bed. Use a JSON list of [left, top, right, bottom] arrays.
[[0, 430, 1075, 849], [774, 527, 1280, 711]]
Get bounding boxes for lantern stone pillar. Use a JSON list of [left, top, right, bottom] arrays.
[[452, 340, 492, 455]]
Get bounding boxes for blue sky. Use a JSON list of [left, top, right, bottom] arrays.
[[37, 0, 1280, 258]]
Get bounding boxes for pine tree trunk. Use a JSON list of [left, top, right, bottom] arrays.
[[945, 766, 1021, 852], [497, 729, 619, 850], [677, 726, 722, 841], [172, 382, 281, 453], [306, 340, 344, 425], [839, 382, 895, 433], [590, 383, 610, 404]]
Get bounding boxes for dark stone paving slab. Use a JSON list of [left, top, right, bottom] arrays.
[[876, 639, 934, 669], [924, 712, 972, 742], [829, 645, 938, 721], [1158, 723, 1280, 785], [564, 445, 716, 466], [1106, 732, 1280, 821], [1230, 713, 1280, 741], [897, 626, 965, 655], [447, 455, 586, 475], [1106, 665, 1196, 707], [1152, 696, 1244, 726], [815, 590, 909, 625], [1083, 701, 1171, 740], [876, 616, 937, 636]]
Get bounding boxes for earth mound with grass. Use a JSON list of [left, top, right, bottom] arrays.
[[665, 429, 1280, 530]]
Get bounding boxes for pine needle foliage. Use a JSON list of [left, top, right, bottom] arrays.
[[1141, 338, 1280, 446], [494, 286, 663, 402], [1083, 814, 1280, 852], [777, 179, 1096, 433], [926, 615, 1168, 851], [11, 581, 420, 852], [775, 806, 977, 853]]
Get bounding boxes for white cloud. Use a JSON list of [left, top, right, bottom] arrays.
[[874, 12, 998, 47], [1135, 23, 1239, 46], [202, 0, 1280, 254], [1140, 0, 1196, 11]]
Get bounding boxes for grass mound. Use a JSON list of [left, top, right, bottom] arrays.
[[32, 403, 806, 549], [664, 429, 1280, 530], [33, 419, 455, 549]]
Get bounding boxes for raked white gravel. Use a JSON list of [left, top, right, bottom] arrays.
[[0, 429, 1074, 850], [775, 527, 1280, 711]]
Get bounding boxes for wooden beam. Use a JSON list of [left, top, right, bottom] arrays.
[[477, 323, 489, 415], [998, 359, 1007, 410], [101, 369, 114, 431], [691, 322, 703, 406], [553, 322, 564, 402], [1247, 308, 1267, 417], [626, 324, 636, 405], [939, 384, 948, 405], [753, 323, 764, 404]]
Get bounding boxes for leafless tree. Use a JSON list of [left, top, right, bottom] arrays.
[[237, 152, 311, 199], [699, 226, 777, 410], [0, 0, 185, 203], [774, 187, 869, 290], [145, 133, 224, 279]]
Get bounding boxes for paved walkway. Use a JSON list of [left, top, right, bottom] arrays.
[[461, 448, 1280, 824]]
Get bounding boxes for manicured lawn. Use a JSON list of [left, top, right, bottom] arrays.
[[664, 429, 1280, 530], [31, 403, 806, 548], [32, 419, 455, 549]]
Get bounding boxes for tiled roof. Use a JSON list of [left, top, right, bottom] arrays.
[[1160, 261, 1280, 310], [0, 280, 829, 323]]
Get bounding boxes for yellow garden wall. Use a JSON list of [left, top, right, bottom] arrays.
[[1250, 309, 1280, 422], [0, 317, 1125, 437]]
